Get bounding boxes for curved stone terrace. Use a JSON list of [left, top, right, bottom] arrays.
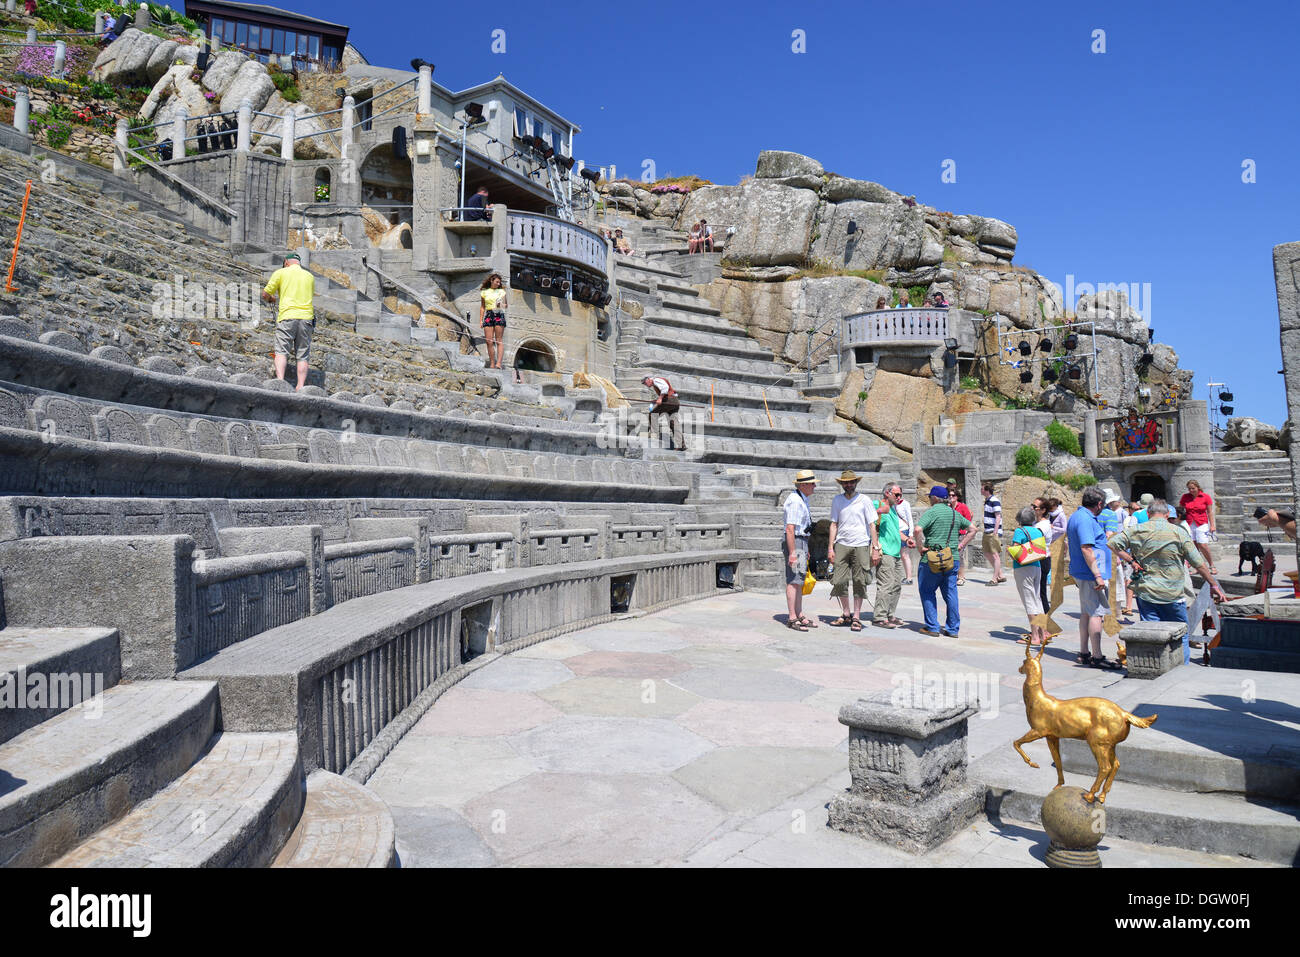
[[368, 570, 1293, 867]]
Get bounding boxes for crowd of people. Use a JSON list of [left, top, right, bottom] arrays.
[[780, 473, 1229, 668]]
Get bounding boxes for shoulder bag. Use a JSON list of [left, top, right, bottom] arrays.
[[925, 505, 957, 574]]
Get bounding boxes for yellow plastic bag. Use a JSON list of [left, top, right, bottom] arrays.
[[802, 569, 816, 595]]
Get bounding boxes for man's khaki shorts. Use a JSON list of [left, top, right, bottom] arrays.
[[275, 318, 313, 361], [982, 532, 1001, 554]]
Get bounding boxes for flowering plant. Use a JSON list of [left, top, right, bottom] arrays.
[[649, 184, 690, 194], [315, 184, 330, 202], [204, 91, 216, 101]]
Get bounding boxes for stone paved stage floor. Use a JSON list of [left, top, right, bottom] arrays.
[[368, 570, 1282, 867]]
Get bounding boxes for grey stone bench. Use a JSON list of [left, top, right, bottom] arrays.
[[180, 549, 760, 778]]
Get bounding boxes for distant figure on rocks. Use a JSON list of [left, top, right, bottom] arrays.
[[261, 252, 315, 391], [875, 296, 887, 311], [783, 469, 817, 632], [196, 120, 210, 154], [478, 272, 507, 371], [464, 186, 491, 221], [24, 0, 37, 15], [688, 221, 703, 253], [642, 375, 684, 451], [929, 291, 949, 307], [700, 220, 713, 252], [1253, 506, 1297, 541], [613, 228, 633, 256]]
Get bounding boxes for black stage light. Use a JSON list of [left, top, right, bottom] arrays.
[[579, 167, 601, 183], [1017, 340, 1031, 356], [1042, 366, 1058, 383], [1039, 338, 1053, 353], [1220, 405, 1234, 416], [1067, 365, 1082, 380], [944, 338, 958, 350], [1063, 333, 1079, 351], [1019, 369, 1034, 383], [1219, 390, 1234, 402]]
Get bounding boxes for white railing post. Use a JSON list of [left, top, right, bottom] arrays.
[[339, 94, 355, 159], [280, 109, 295, 160], [53, 41, 66, 78], [14, 85, 29, 135], [114, 118, 128, 171], [5, 1, 14, 15], [26, 27, 36, 43], [172, 106, 187, 159], [417, 65, 432, 114], [135, 2, 149, 30], [95, 11, 106, 34], [236, 99, 251, 152]]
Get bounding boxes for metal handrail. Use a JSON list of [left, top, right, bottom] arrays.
[[359, 255, 479, 353], [357, 92, 417, 129]]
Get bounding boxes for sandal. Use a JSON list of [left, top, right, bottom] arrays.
[[786, 618, 808, 632], [874, 619, 897, 629], [850, 617, 863, 631], [1090, 655, 1122, 671], [889, 617, 906, 626], [830, 615, 852, 627], [799, 615, 819, 629], [1077, 652, 1093, 666]]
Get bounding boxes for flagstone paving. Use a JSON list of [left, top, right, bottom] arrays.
[[368, 571, 1278, 867]]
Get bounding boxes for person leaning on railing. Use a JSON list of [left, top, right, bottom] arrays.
[[464, 187, 491, 222]]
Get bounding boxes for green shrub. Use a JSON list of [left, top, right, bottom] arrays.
[[1045, 419, 1083, 457], [959, 374, 981, 391], [1056, 472, 1098, 491], [1014, 444, 1048, 478]]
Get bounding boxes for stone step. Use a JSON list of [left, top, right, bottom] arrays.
[[1058, 714, 1300, 803], [0, 680, 219, 867], [643, 330, 775, 363], [49, 732, 303, 868], [641, 310, 755, 341], [974, 745, 1300, 865], [0, 626, 121, 745], [743, 569, 784, 593], [272, 770, 397, 868]]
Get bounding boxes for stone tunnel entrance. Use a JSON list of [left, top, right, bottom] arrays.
[[1129, 471, 1167, 504]]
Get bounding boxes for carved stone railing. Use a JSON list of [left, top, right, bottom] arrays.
[[844, 308, 948, 346], [1096, 408, 1181, 457], [507, 211, 609, 276]]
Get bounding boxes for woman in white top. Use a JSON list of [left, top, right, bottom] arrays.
[[895, 491, 916, 585]]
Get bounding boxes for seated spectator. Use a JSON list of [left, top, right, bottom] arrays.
[[893, 293, 911, 308], [701, 220, 714, 251], [463, 186, 491, 222], [1254, 506, 1297, 541], [929, 291, 950, 307], [688, 222, 703, 253], [613, 228, 633, 256]]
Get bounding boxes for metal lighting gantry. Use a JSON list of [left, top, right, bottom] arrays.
[[990, 314, 1101, 399]]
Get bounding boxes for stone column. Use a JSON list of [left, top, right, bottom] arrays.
[[1272, 241, 1300, 572], [113, 117, 128, 172], [339, 95, 355, 160], [171, 106, 187, 160], [417, 64, 432, 115], [135, 2, 149, 30], [827, 689, 986, 853], [1083, 408, 1098, 458], [410, 121, 442, 271], [13, 86, 29, 136], [280, 109, 295, 161], [53, 41, 66, 77], [236, 98, 251, 152]]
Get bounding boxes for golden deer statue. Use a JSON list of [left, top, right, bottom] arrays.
[[1012, 640, 1157, 804]]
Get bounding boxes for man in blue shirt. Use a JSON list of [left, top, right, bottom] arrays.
[[1066, 487, 1118, 669]]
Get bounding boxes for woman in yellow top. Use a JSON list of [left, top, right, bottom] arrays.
[[479, 273, 507, 370]]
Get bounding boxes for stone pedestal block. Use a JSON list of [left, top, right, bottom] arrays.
[[1120, 620, 1187, 678], [828, 691, 985, 853]]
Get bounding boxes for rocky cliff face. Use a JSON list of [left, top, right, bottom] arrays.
[[611, 150, 1195, 429]]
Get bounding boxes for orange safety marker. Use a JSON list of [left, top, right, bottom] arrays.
[[5, 179, 33, 294], [762, 389, 773, 428]]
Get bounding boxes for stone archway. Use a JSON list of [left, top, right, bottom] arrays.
[[513, 339, 557, 373], [1130, 471, 1167, 503], [358, 143, 413, 226]]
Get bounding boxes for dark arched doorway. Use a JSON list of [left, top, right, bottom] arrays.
[[513, 339, 557, 373], [1130, 471, 1166, 503]]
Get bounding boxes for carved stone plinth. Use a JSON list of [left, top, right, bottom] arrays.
[[828, 690, 985, 853], [1121, 620, 1187, 678]]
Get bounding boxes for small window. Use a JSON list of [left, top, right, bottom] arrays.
[[235, 22, 247, 47], [514, 107, 528, 138], [308, 34, 319, 59], [248, 24, 259, 49], [211, 17, 223, 40], [223, 19, 235, 43], [273, 29, 285, 54], [534, 119, 546, 144], [297, 33, 309, 55]]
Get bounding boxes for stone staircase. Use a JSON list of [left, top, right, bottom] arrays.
[[1214, 450, 1294, 551]]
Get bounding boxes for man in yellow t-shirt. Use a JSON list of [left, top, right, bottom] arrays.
[[261, 252, 316, 391]]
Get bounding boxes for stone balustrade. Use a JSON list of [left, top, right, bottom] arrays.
[[194, 551, 310, 658], [844, 308, 949, 346], [507, 211, 609, 276]]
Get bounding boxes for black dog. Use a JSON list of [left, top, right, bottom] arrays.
[[1239, 540, 1265, 576]]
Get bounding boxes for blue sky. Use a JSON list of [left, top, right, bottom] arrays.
[[240, 0, 1294, 424]]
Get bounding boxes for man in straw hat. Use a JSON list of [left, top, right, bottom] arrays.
[[783, 469, 817, 631], [827, 470, 877, 631]]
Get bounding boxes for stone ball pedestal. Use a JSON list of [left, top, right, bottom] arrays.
[[1041, 785, 1105, 868]]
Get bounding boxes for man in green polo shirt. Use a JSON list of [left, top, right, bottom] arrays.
[[1110, 498, 1227, 664], [871, 482, 909, 629], [261, 252, 316, 391]]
